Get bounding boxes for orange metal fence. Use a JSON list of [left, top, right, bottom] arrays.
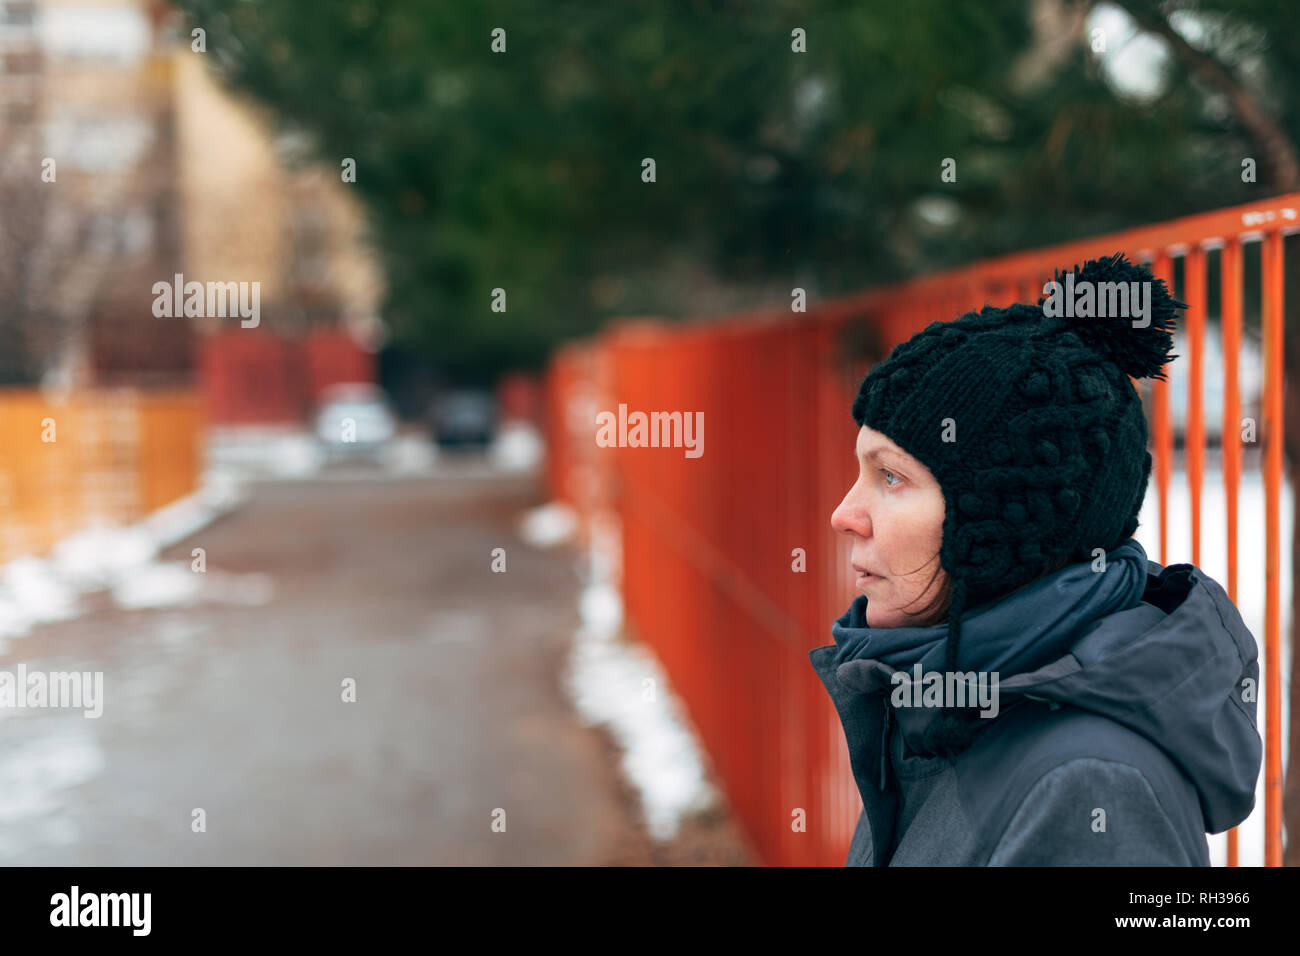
[[0, 388, 202, 565], [544, 192, 1297, 866], [198, 329, 376, 425]]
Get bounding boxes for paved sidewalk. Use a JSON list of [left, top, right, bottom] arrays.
[[0, 466, 753, 865]]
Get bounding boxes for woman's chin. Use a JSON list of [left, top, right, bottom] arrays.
[[864, 605, 899, 628]]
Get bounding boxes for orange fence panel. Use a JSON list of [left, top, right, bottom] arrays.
[[0, 388, 202, 565], [545, 192, 1298, 866]]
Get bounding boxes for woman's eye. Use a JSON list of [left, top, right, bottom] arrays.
[[881, 468, 901, 487]]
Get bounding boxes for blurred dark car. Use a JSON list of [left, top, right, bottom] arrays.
[[429, 389, 497, 447]]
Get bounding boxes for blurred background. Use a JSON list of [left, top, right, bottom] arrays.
[[0, 0, 1296, 865]]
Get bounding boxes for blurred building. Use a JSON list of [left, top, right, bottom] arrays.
[[172, 17, 385, 348], [0, 0, 382, 402], [0, 0, 57, 384]]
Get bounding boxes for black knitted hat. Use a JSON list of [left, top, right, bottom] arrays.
[[851, 252, 1185, 757]]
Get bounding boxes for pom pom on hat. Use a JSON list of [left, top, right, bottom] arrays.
[[1041, 251, 1183, 381]]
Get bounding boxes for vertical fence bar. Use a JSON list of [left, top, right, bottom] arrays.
[[1220, 238, 1243, 867], [1260, 229, 1284, 867], [1150, 253, 1174, 566], [1185, 248, 1206, 567]]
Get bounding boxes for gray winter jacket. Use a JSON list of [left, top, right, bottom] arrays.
[[808, 554, 1262, 866]]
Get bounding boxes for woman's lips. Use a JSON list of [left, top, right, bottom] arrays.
[[853, 565, 882, 587]]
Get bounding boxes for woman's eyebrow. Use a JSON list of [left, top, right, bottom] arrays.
[[860, 447, 908, 467], [857, 447, 909, 468]]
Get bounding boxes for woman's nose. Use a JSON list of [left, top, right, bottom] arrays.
[[831, 485, 868, 537]]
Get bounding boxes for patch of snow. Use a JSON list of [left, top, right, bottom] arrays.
[[518, 502, 578, 549], [270, 434, 326, 477], [560, 514, 719, 842], [384, 434, 439, 475], [578, 582, 623, 641], [0, 475, 253, 641], [0, 724, 106, 857], [138, 472, 246, 548], [0, 559, 82, 644], [489, 421, 545, 472], [50, 526, 156, 592], [111, 562, 203, 610], [563, 601, 720, 841], [207, 426, 452, 481], [205, 426, 325, 479]]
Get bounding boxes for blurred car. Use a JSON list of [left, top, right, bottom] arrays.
[[314, 383, 398, 463], [429, 388, 497, 447]]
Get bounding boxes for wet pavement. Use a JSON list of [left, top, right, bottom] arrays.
[[0, 462, 754, 865]]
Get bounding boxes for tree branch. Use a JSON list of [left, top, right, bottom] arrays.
[[1109, 0, 1300, 190]]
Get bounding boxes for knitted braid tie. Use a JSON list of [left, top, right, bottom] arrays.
[[921, 576, 977, 758], [943, 576, 967, 673]]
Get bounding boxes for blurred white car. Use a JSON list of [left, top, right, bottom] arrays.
[[314, 383, 398, 462]]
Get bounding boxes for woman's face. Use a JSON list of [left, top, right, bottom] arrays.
[[831, 425, 948, 628]]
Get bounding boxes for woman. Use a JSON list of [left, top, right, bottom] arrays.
[[808, 252, 1262, 866]]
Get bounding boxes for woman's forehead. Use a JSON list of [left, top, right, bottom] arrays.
[[856, 426, 911, 462]]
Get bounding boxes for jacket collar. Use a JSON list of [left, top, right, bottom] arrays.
[[808, 543, 1178, 865], [810, 554, 1263, 860]]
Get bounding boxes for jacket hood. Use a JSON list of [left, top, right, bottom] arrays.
[[1010, 560, 1261, 833], [822, 552, 1261, 835]]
